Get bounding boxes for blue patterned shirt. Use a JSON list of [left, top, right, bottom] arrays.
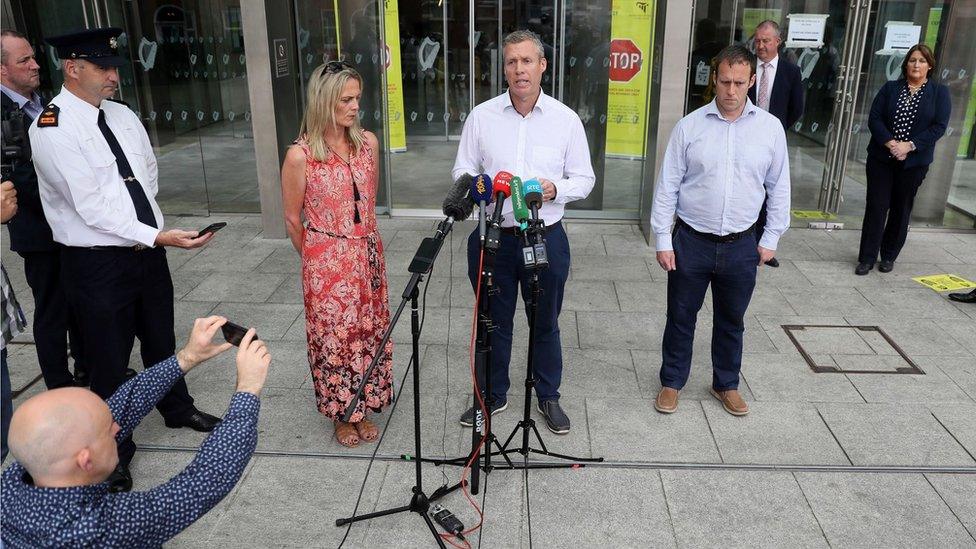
[[0, 356, 261, 548]]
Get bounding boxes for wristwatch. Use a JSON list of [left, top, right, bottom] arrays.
[[909, 141, 916, 151]]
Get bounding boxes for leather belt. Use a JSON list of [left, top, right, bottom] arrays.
[[676, 218, 753, 243], [88, 244, 149, 251]]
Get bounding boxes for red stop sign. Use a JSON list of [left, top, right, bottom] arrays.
[[609, 39, 643, 83]]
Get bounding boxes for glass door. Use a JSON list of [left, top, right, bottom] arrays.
[[835, 0, 975, 228]]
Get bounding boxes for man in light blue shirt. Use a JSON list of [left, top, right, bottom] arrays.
[[650, 45, 790, 417]]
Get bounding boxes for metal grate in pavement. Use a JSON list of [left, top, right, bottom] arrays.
[[781, 324, 924, 374]]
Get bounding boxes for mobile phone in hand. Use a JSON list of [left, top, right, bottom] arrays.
[[198, 222, 227, 237], [221, 321, 254, 346]]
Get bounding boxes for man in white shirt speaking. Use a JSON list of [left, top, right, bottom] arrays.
[[28, 28, 220, 492], [452, 30, 595, 434]]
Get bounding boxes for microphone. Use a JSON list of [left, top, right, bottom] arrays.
[[469, 173, 493, 243], [489, 171, 513, 227], [522, 178, 544, 222], [510, 177, 529, 231], [442, 174, 476, 222]]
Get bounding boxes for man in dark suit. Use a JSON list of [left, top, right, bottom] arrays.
[[1, 29, 87, 389], [748, 20, 803, 268]]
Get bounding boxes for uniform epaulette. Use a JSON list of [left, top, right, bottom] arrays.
[[37, 104, 59, 127], [105, 98, 131, 108]]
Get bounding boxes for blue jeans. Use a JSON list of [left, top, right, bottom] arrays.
[[467, 222, 570, 402], [660, 223, 758, 391]]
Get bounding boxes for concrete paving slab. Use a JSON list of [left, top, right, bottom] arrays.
[[527, 468, 676, 548], [210, 302, 303, 340], [171, 269, 206, 299], [928, 403, 976, 461], [661, 470, 828, 548], [780, 287, 878, 317], [632, 349, 756, 402], [206, 456, 385, 547], [740, 354, 865, 403], [558, 281, 621, 312], [753, 258, 817, 287], [129, 451, 254, 547], [816, 403, 976, 466], [587, 398, 721, 463], [842, 316, 974, 358], [577, 311, 663, 350], [703, 401, 850, 465], [184, 272, 288, 302], [266, 275, 304, 304], [847, 366, 973, 404], [604, 233, 656, 256], [860, 286, 970, 319], [571, 254, 653, 281], [177, 244, 275, 273], [925, 473, 976, 541], [796, 472, 976, 548], [754, 314, 852, 354], [614, 280, 678, 313], [568, 232, 609, 255], [253, 248, 301, 274], [933, 356, 976, 401]]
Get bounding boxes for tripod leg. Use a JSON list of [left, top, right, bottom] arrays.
[[423, 511, 448, 549], [529, 421, 550, 453], [335, 503, 413, 526]]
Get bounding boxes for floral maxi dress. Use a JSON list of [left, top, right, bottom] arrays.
[[297, 134, 393, 422]]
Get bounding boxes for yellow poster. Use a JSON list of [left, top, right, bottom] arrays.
[[742, 8, 782, 36], [384, 0, 406, 151], [605, 0, 655, 158], [791, 209, 837, 220], [912, 274, 976, 292]]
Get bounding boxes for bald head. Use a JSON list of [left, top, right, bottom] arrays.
[[8, 388, 120, 487]]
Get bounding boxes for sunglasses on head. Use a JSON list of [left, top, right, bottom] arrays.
[[324, 60, 353, 73]]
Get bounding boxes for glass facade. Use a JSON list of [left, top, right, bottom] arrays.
[[688, 0, 976, 229], [8, 0, 257, 215], [4, 0, 973, 229]]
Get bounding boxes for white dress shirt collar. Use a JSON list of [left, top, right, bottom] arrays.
[[500, 88, 548, 115], [704, 97, 759, 122], [57, 85, 103, 125]]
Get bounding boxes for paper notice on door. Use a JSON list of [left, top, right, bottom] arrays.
[[876, 22, 921, 55], [694, 60, 710, 86], [785, 14, 829, 48]]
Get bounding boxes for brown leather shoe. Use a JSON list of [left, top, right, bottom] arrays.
[[710, 388, 749, 416], [654, 387, 679, 414]]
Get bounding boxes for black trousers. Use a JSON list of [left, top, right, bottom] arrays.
[[753, 199, 769, 246], [858, 156, 929, 264], [19, 250, 86, 389], [61, 246, 195, 465]]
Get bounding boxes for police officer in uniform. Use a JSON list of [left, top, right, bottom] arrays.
[[29, 28, 220, 492], [2, 29, 89, 389]]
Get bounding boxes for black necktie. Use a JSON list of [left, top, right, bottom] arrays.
[[97, 109, 157, 228]]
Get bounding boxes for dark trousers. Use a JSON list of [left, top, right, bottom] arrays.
[[61, 246, 194, 465], [19, 250, 86, 389], [466, 222, 570, 403], [661, 223, 758, 391], [858, 156, 929, 264]]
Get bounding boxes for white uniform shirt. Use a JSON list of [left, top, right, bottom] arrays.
[[29, 86, 162, 247], [452, 90, 595, 228]]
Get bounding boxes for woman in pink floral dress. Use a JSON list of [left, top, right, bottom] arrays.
[[280, 62, 393, 447]]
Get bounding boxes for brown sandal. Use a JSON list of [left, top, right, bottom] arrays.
[[354, 419, 379, 442], [335, 421, 360, 448]]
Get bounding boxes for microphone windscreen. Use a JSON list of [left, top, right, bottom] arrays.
[[523, 178, 543, 207], [442, 174, 475, 220], [470, 173, 493, 204], [492, 171, 512, 198], [511, 177, 529, 224]]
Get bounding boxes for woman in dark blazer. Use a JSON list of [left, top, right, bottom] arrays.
[[856, 44, 950, 275]]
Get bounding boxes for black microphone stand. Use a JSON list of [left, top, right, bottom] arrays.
[[423, 201, 515, 489], [335, 217, 463, 548], [495, 215, 604, 469]]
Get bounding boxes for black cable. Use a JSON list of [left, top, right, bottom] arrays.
[[440, 230, 454, 487], [336, 267, 434, 548]]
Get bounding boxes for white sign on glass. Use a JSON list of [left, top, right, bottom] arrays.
[[786, 14, 829, 48], [876, 22, 921, 55]]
